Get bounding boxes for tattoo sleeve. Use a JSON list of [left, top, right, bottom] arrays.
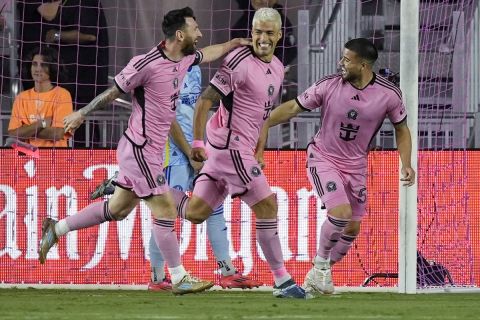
[[79, 86, 122, 116]]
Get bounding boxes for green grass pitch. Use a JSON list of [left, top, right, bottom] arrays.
[[1, 289, 479, 319]]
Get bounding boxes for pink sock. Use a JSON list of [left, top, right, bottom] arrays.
[[170, 188, 189, 219], [331, 234, 356, 264], [65, 201, 113, 231], [256, 219, 290, 285], [316, 215, 350, 260], [152, 219, 181, 268]]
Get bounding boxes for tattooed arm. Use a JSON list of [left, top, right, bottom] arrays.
[[190, 85, 222, 161], [63, 86, 122, 133]]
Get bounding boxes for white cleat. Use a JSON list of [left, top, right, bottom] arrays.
[[303, 261, 334, 295]]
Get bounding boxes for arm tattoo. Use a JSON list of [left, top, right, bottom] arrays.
[[201, 86, 222, 104], [79, 86, 121, 116]]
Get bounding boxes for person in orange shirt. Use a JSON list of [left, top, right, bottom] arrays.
[[8, 46, 72, 147]]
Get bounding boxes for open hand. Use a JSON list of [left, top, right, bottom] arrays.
[[63, 111, 85, 133]]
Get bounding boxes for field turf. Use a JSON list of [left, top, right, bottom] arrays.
[[1, 289, 478, 319]]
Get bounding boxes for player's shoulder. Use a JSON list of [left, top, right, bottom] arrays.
[[314, 73, 343, 87], [223, 46, 253, 70], [373, 74, 403, 101], [130, 45, 164, 71], [270, 55, 285, 72]]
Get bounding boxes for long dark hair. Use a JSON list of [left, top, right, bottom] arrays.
[[22, 46, 67, 84]]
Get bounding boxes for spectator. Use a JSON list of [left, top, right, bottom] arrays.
[[231, 0, 296, 67], [8, 46, 73, 147], [38, 0, 109, 147]]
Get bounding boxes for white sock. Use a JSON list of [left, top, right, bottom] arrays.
[[314, 255, 330, 267], [168, 265, 187, 284], [54, 220, 70, 237], [151, 266, 166, 283], [218, 258, 236, 276], [274, 275, 292, 287]]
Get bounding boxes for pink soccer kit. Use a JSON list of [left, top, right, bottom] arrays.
[[113, 42, 203, 197], [193, 46, 284, 208], [297, 73, 406, 220]]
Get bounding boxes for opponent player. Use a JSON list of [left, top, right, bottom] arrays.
[[169, 7, 306, 299], [256, 38, 415, 295], [38, 7, 250, 295]]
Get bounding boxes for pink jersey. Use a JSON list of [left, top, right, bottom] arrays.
[[207, 46, 284, 151], [114, 42, 203, 152], [297, 73, 406, 172]]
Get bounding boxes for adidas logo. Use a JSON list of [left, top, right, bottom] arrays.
[[266, 68, 272, 75], [351, 94, 360, 101], [173, 66, 178, 72], [234, 136, 240, 141]]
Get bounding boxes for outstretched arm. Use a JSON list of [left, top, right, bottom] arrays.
[[63, 86, 122, 133], [255, 99, 304, 161], [394, 120, 415, 187], [191, 86, 222, 161], [200, 38, 251, 64]]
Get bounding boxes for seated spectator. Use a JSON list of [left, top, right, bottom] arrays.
[[8, 46, 72, 147], [231, 0, 296, 67]]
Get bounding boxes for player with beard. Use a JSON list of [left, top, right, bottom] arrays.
[[169, 7, 306, 299], [256, 38, 415, 296], [38, 7, 250, 295]]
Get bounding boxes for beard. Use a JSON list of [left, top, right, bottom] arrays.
[[181, 38, 196, 55]]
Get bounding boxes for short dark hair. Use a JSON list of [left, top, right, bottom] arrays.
[[22, 46, 67, 83], [344, 38, 378, 64], [162, 7, 196, 39]]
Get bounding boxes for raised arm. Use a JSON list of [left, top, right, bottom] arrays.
[[200, 38, 251, 64], [63, 85, 122, 133], [191, 86, 222, 161], [394, 120, 415, 187]]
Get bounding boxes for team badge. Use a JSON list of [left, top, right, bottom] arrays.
[[326, 181, 337, 192], [347, 109, 358, 120], [268, 85, 275, 96], [251, 166, 261, 177], [157, 175, 166, 186], [173, 78, 179, 89]]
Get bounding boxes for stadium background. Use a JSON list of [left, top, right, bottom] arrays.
[[0, 0, 479, 290]]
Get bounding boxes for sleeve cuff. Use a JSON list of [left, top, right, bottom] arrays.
[[114, 78, 127, 94], [295, 97, 311, 112]]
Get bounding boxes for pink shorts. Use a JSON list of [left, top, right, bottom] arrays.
[[193, 145, 272, 209], [114, 135, 169, 198], [307, 159, 367, 221]]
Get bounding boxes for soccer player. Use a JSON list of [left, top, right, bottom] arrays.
[[256, 38, 416, 296], [38, 7, 250, 295], [92, 66, 262, 290], [169, 7, 306, 299]]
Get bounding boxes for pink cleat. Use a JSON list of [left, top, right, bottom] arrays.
[[219, 272, 263, 289], [148, 278, 172, 291]]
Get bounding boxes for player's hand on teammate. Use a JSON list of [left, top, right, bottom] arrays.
[[189, 159, 204, 174], [63, 111, 86, 133], [401, 167, 416, 187], [231, 38, 252, 47], [191, 147, 208, 162]]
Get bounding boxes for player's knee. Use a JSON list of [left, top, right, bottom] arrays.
[[329, 204, 353, 220], [108, 203, 134, 221], [344, 221, 361, 236], [188, 211, 210, 224], [252, 194, 277, 219]]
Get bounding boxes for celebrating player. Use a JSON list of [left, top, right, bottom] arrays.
[[169, 7, 306, 299], [38, 7, 250, 295], [256, 38, 415, 296]]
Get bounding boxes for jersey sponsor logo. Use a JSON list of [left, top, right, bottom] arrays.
[[266, 68, 272, 75], [173, 66, 178, 72], [351, 94, 360, 101], [156, 174, 166, 186], [358, 186, 367, 203], [339, 122, 360, 141], [268, 84, 275, 96], [250, 166, 261, 177], [215, 74, 227, 86], [326, 181, 337, 192], [173, 78, 179, 89], [170, 91, 180, 110], [263, 101, 274, 120], [347, 109, 358, 120]]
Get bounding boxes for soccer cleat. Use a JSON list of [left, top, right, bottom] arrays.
[[303, 261, 335, 295], [148, 278, 172, 291], [171, 274, 214, 295], [219, 272, 264, 289], [90, 171, 118, 200], [38, 218, 59, 264], [272, 279, 306, 299]]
